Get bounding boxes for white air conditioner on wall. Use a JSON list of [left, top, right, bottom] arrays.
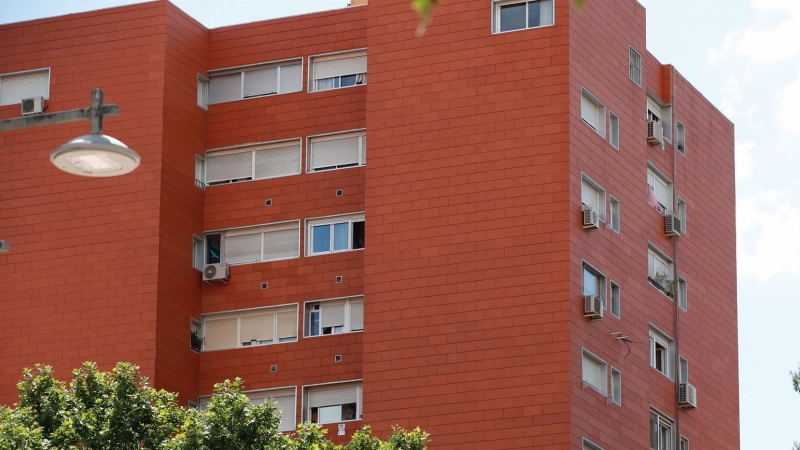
[[665, 214, 682, 238], [582, 207, 600, 231], [679, 383, 697, 409], [21, 96, 45, 116], [647, 120, 663, 145], [202, 263, 229, 284], [584, 295, 603, 320]]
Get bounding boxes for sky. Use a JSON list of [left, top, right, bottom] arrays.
[[0, 0, 797, 448]]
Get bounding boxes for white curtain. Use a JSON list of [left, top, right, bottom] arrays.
[[316, 78, 337, 91], [538, 0, 554, 26]]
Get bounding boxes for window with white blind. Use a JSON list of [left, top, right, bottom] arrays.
[[203, 220, 300, 265], [304, 381, 362, 424], [306, 213, 365, 256], [649, 325, 674, 379], [197, 75, 209, 109], [206, 139, 301, 186], [201, 305, 298, 351], [648, 244, 673, 296], [582, 349, 607, 395], [629, 46, 642, 86], [307, 130, 366, 172], [647, 165, 672, 215], [199, 387, 296, 432], [309, 50, 367, 92], [492, 0, 554, 33], [207, 59, 303, 105], [581, 88, 606, 137], [0, 68, 50, 106], [305, 296, 364, 337], [650, 409, 674, 450], [581, 173, 606, 221]]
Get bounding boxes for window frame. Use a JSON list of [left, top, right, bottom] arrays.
[[676, 120, 686, 154], [680, 436, 689, 450], [648, 243, 674, 297], [581, 348, 608, 396], [678, 277, 687, 311], [609, 110, 620, 149], [647, 163, 673, 215], [581, 261, 607, 308], [582, 438, 604, 450], [647, 93, 673, 143], [201, 303, 299, 352], [207, 58, 304, 105], [581, 172, 607, 222], [608, 195, 620, 233], [199, 386, 297, 432], [194, 155, 206, 189], [650, 409, 675, 450], [204, 138, 303, 186], [308, 49, 367, 93], [306, 129, 367, 173], [197, 74, 209, 109], [491, 0, 556, 34], [649, 325, 675, 380], [610, 367, 621, 406], [629, 46, 642, 86], [302, 380, 363, 425], [0, 67, 51, 106], [305, 213, 365, 256], [609, 280, 620, 318], [192, 235, 204, 271], [580, 87, 607, 138], [304, 296, 365, 338], [679, 356, 689, 384], [677, 197, 687, 232], [203, 220, 301, 266]]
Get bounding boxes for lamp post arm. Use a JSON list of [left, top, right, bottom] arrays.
[[0, 104, 119, 133]]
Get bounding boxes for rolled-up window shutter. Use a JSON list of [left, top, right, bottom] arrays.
[[581, 180, 599, 210], [320, 302, 345, 329], [206, 151, 252, 183], [0, 70, 49, 106], [310, 136, 360, 170], [263, 228, 299, 260], [309, 384, 358, 408], [277, 311, 297, 339], [203, 317, 238, 351], [255, 144, 301, 179], [198, 396, 211, 410], [224, 233, 262, 264], [240, 312, 275, 344], [274, 394, 296, 431], [279, 63, 303, 93], [244, 67, 278, 97], [581, 94, 598, 129], [582, 354, 601, 389], [349, 299, 364, 331], [314, 55, 367, 80], [208, 73, 241, 105]]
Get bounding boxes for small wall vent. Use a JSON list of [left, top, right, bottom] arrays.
[[336, 189, 344, 197], [335, 355, 342, 362], [335, 276, 343, 283], [261, 282, 269, 290], [270, 365, 278, 373], [265, 199, 272, 206]]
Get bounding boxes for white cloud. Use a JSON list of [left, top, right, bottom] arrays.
[[736, 140, 755, 181], [709, 0, 800, 64], [738, 189, 800, 280], [777, 69, 800, 134]]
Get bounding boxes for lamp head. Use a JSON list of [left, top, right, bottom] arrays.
[[50, 134, 140, 177]]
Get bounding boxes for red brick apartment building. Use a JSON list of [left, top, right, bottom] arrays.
[[0, 0, 737, 448]]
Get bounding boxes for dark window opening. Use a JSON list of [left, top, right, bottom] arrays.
[[352, 221, 365, 249], [206, 234, 221, 264]]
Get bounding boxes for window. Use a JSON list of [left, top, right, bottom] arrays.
[[609, 196, 620, 232], [306, 213, 365, 255], [648, 244, 673, 297], [680, 436, 689, 450], [197, 75, 209, 109], [202, 305, 298, 351], [304, 381, 362, 424], [310, 50, 366, 92], [629, 46, 642, 86], [610, 368, 621, 405], [647, 165, 673, 215], [0, 68, 50, 106], [679, 356, 689, 384], [609, 111, 620, 149], [581, 173, 606, 221], [190, 319, 202, 352], [199, 387, 296, 432], [583, 439, 603, 450], [208, 59, 303, 105], [677, 197, 686, 232], [649, 325, 675, 379], [582, 349, 607, 395], [610, 281, 620, 318], [192, 235, 203, 270], [647, 96, 673, 142], [204, 221, 301, 265], [582, 262, 606, 308], [306, 297, 364, 337], [307, 130, 366, 172], [678, 277, 687, 311], [492, 0, 554, 33], [580, 88, 606, 137], [195, 155, 206, 189], [650, 410, 674, 450], [676, 121, 686, 154], [206, 139, 301, 186]]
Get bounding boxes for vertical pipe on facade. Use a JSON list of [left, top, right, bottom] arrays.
[[670, 65, 681, 450]]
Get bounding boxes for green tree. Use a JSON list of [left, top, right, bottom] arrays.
[[0, 362, 429, 450]]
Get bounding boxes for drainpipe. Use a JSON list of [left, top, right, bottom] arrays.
[[670, 65, 681, 450]]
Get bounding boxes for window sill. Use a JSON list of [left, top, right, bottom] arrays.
[[306, 248, 364, 258], [304, 330, 363, 339], [581, 119, 606, 139], [312, 418, 362, 426], [306, 163, 365, 174], [200, 339, 298, 353], [221, 256, 300, 267], [491, 23, 556, 35], [308, 83, 366, 94], [582, 381, 607, 399], [207, 89, 302, 106]]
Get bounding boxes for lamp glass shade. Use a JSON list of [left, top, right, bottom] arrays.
[[50, 134, 140, 177]]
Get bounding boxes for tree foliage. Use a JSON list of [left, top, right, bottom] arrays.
[[1, 363, 428, 450]]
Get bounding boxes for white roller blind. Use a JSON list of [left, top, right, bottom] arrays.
[[244, 67, 278, 97], [207, 151, 252, 183], [240, 313, 275, 344], [255, 144, 300, 179], [263, 228, 299, 260], [320, 302, 345, 329], [208, 72, 241, 105], [581, 94, 599, 130], [582, 354, 602, 390], [314, 55, 367, 80], [279, 63, 303, 93], [654, 178, 669, 208], [309, 384, 358, 408], [0, 70, 49, 106], [203, 317, 238, 351], [275, 394, 296, 431], [350, 299, 364, 331], [310, 136, 360, 170], [277, 311, 297, 339], [581, 180, 599, 210], [224, 233, 262, 264]]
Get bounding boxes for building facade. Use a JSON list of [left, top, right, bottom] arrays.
[[0, 0, 738, 449]]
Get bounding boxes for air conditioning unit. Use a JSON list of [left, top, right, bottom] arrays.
[[584, 295, 603, 320], [21, 96, 45, 116], [679, 383, 697, 409], [647, 120, 663, 145], [665, 214, 682, 238], [582, 207, 600, 231], [202, 263, 229, 284]]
